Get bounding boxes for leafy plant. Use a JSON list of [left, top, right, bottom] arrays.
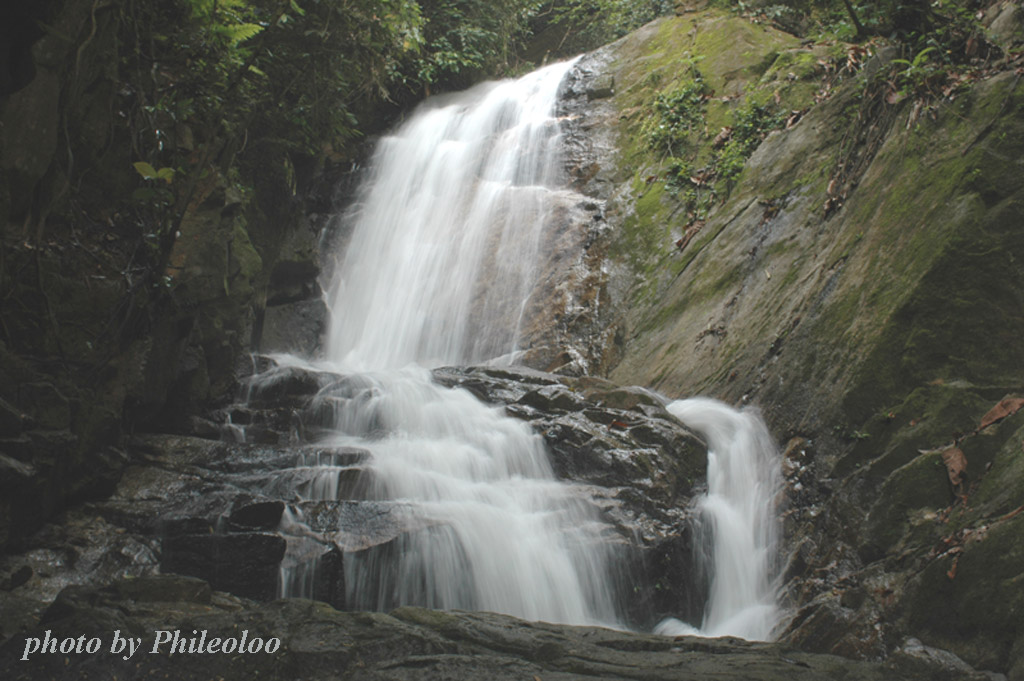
[[888, 45, 940, 99], [642, 72, 712, 157], [535, 0, 676, 57], [132, 162, 176, 184], [716, 101, 786, 180]]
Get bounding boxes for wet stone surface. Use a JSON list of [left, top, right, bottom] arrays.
[[0, 575, 991, 681], [0, 356, 712, 635]]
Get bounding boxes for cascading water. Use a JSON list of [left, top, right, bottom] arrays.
[[257, 56, 782, 638], [272, 58, 620, 626], [654, 398, 782, 640], [325, 60, 577, 370]]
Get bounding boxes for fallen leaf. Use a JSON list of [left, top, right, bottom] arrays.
[[979, 397, 1024, 430], [675, 221, 704, 252], [946, 555, 958, 580], [965, 35, 978, 58], [942, 447, 967, 487]]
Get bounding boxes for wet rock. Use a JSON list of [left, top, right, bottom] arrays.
[[587, 74, 615, 99], [259, 298, 326, 357], [516, 383, 587, 412], [433, 364, 705, 625], [0, 576, 994, 681], [229, 500, 285, 531], [0, 397, 29, 435], [186, 415, 223, 440], [0, 350, 714, 631], [295, 500, 440, 552], [162, 532, 286, 600], [244, 364, 333, 405], [0, 512, 160, 605]]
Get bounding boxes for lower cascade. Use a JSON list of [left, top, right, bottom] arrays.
[[655, 398, 782, 640], [251, 59, 782, 637]]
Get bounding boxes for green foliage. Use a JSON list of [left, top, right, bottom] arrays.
[[713, 0, 989, 52], [643, 76, 712, 157], [716, 101, 786, 180], [400, 0, 542, 92], [640, 65, 786, 223], [132, 162, 176, 184], [888, 45, 941, 99], [535, 0, 676, 56], [185, 0, 265, 45]]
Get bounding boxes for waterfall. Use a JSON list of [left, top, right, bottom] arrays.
[[274, 59, 621, 626], [654, 398, 782, 640], [325, 60, 577, 370], [265, 56, 782, 638]]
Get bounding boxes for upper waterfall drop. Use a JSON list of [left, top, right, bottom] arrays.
[[325, 58, 579, 370]]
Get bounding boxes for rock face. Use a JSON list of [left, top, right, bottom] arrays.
[[0, 575, 991, 681], [556, 6, 1024, 678], [0, 0, 336, 553]]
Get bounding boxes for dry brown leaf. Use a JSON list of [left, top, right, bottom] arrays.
[[1000, 505, 1024, 522], [712, 126, 733, 148], [941, 447, 967, 487], [979, 397, 1024, 430], [946, 555, 959, 580]]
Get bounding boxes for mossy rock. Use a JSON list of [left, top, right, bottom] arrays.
[[962, 417, 1024, 522], [861, 450, 952, 560], [831, 383, 992, 481], [899, 513, 1024, 672]]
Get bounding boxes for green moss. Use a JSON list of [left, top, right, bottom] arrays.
[[389, 606, 462, 631], [834, 383, 990, 479], [862, 450, 951, 559], [901, 514, 1024, 671], [761, 49, 821, 83], [966, 418, 1024, 520], [808, 75, 1024, 432], [606, 10, 813, 303]]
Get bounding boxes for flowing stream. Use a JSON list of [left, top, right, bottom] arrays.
[[262, 59, 781, 637]]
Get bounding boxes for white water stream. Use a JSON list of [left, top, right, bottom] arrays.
[[655, 398, 782, 640], [266, 59, 781, 637], [274, 59, 619, 626]]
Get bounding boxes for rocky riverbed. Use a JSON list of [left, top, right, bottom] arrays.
[[0, 574, 993, 681]]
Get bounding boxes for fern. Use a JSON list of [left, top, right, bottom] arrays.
[[217, 22, 264, 46]]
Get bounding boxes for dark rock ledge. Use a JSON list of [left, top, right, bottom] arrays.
[[0, 575, 987, 681]]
